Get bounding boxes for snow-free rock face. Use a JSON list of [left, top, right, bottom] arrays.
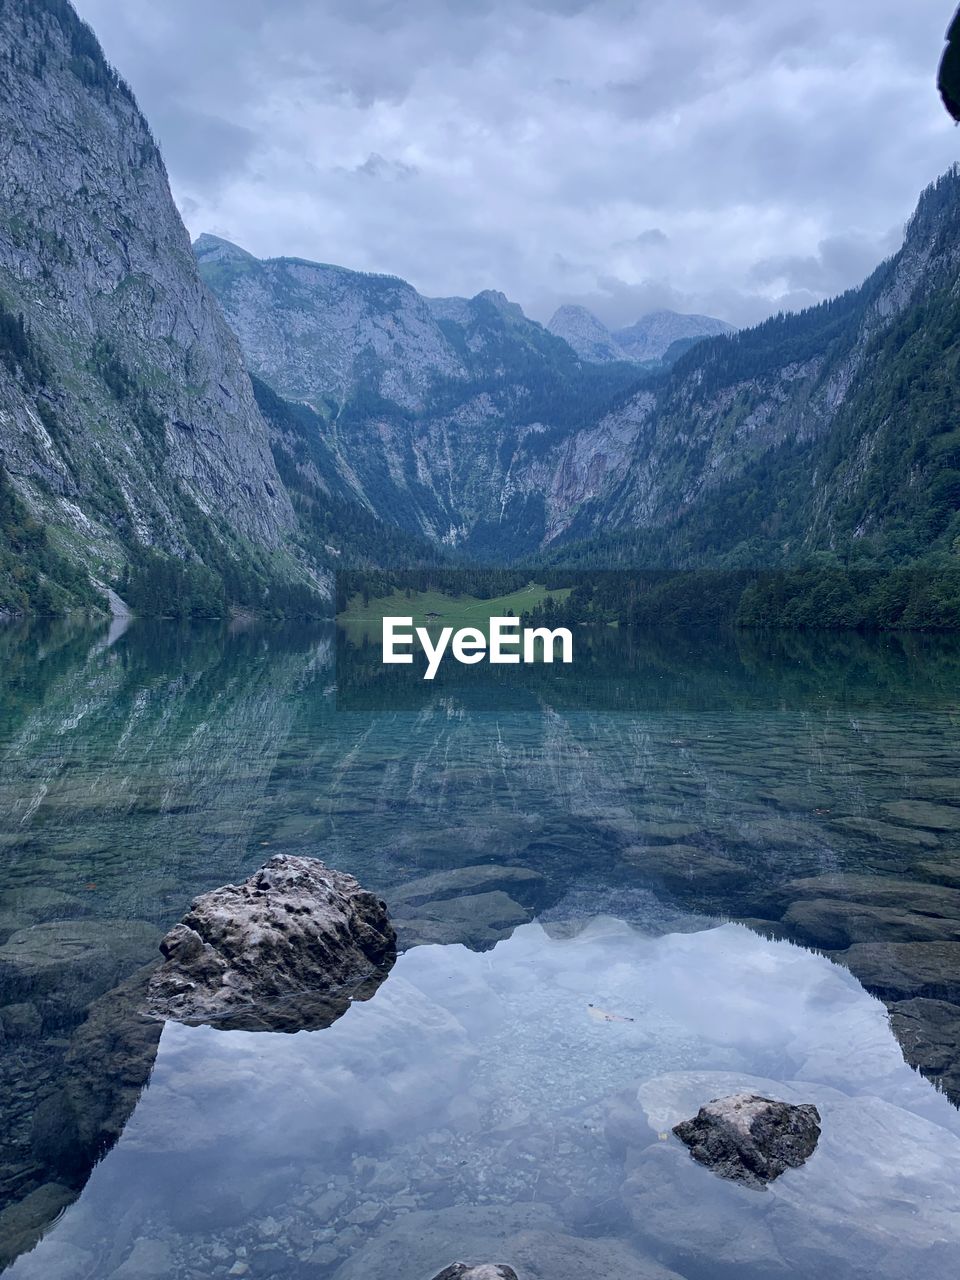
[[194, 235, 469, 413], [144, 856, 397, 1031], [672, 1093, 821, 1188], [201, 171, 960, 567], [0, 0, 295, 599], [612, 309, 734, 361], [198, 237, 645, 556], [546, 305, 628, 364], [547, 304, 734, 365]]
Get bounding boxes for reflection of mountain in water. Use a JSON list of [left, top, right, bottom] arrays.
[[2, 619, 960, 1267]]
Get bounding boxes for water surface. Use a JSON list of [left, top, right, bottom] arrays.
[[1, 619, 959, 1278]]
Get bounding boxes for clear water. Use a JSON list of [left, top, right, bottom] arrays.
[[1, 618, 960, 1279]]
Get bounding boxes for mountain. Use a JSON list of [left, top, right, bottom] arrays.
[[197, 239, 644, 556], [219, 166, 960, 581], [205, 170, 960, 574], [193, 234, 468, 412], [0, 0, 329, 615], [612, 309, 735, 361], [551, 167, 960, 577], [546, 305, 629, 363], [4, 0, 960, 616], [547, 304, 734, 365]]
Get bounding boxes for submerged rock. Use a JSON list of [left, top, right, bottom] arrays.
[[838, 941, 960, 1002], [0, 918, 161, 1015], [432, 1267, 519, 1280], [0, 1183, 76, 1269], [389, 864, 549, 951], [889, 997, 960, 1099], [672, 1093, 821, 1188], [32, 963, 162, 1183], [144, 855, 396, 1031], [395, 890, 531, 951], [334, 1204, 684, 1280]]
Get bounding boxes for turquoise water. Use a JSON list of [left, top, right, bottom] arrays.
[[1, 618, 960, 1278]]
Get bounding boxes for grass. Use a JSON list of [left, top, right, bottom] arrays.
[[338, 582, 572, 631]]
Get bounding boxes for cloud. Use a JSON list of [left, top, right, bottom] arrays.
[[73, 0, 959, 326], [628, 229, 670, 247], [347, 153, 420, 181]]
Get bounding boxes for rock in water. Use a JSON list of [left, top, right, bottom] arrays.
[[431, 1268, 519, 1280], [672, 1093, 820, 1189], [144, 856, 396, 1031]]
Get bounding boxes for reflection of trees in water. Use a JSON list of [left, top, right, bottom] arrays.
[[336, 622, 960, 712]]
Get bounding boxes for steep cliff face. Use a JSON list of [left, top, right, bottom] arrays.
[[3, 1, 957, 600], [205, 169, 960, 568], [0, 0, 298, 608], [200, 240, 644, 556]]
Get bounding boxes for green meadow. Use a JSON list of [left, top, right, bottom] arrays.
[[337, 582, 572, 632]]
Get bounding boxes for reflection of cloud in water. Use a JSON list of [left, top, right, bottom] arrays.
[[12, 920, 960, 1279]]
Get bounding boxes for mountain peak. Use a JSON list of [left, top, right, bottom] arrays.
[[613, 310, 734, 361], [473, 289, 527, 320], [192, 233, 257, 264], [547, 306, 624, 363]]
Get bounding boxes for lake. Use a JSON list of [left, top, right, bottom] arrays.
[[1, 617, 960, 1279]]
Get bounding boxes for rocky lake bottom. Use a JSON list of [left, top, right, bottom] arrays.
[[1, 618, 960, 1279]]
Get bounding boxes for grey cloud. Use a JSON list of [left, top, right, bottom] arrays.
[[147, 106, 257, 191], [749, 228, 904, 296], [73, 0, 959, 327], [348, 153, 420, 181], [615, 229, 669, 249]]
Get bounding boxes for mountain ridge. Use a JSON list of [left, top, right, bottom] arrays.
[[197, 235, 645, 556], [2, 0, 959, 617], [547, 302, 734, 364], [200, 170, 960, 572]]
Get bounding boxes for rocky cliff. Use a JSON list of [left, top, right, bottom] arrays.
[[194, 235, 468, 413], [547, 304, 734, 365], [4, 0, 958, 603], [199, 240, 644, 556], [546, 305, 629, 364], [0, 0, 304, 611]]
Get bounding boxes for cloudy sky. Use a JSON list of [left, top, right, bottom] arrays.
[[74, 0, 959, 328]]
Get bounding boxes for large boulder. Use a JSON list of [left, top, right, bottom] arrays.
[[672, 1093, 820, 1189], [144, 855, 396, 1031]]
